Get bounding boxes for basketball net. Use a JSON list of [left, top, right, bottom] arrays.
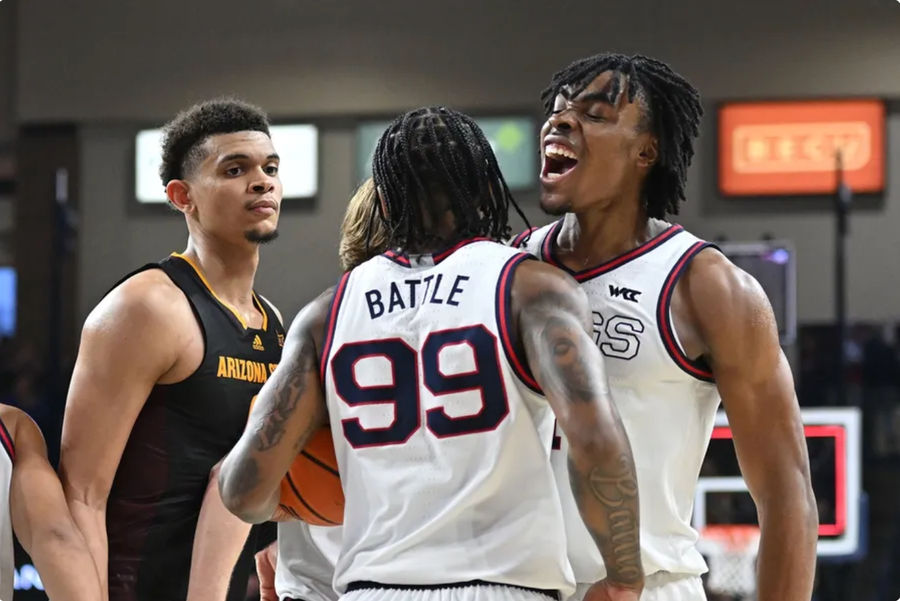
[[696, 525, 761, 600]]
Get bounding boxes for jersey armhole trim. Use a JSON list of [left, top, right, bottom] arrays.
[[495, 253, 543, 394], [107, 262, 209, 386], [510, 226, 538, 249], [657, 241, 717, 383], [0, 417, 14, 462], [319, 271, 352, 383]]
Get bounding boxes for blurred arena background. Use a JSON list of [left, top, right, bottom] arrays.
[[0, 0, 899, 599]]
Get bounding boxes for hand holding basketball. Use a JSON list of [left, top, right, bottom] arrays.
[[274, 426, 344, 525]]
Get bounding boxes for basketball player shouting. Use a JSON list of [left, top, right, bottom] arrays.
[[0, 404, 102, 600], [60, 99, 286, 601], [220, 107, 645, 601], [517, 53, 818, 601]]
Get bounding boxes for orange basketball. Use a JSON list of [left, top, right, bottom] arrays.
[[276, 426, 344, 526]]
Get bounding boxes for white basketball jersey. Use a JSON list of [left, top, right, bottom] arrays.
[[0, 419, 14, 601], [276, 523, 341, 601], [320, 238, 574, 597], [517, 216, 722, 581]]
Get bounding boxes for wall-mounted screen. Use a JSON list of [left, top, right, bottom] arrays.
[[719, 99, 885, 196], [356, 116, 537, 190]]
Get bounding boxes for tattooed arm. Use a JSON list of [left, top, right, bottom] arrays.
[[512, 260, 643, 594], [219, 288, 333, 523]]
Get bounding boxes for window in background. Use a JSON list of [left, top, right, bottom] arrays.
[[135, 125, 319, 203], [355, 116, 537, 190]]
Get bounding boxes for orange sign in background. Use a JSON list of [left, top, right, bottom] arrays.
[[719, 99, 885, 196]]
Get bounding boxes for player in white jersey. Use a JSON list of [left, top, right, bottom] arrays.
[[519, 53, 818, 601], [220, 107, 645, 601], [0, 404, 102, 600], [253, 181, 384, 601]]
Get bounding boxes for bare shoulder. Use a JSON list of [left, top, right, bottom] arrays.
[[77, 268, 198, 382], [681, 247, 778, 358], [84, 268, 192, 338], [511, 257, 585, 303], [0, 405, 45, 452], [509, 257, 591, 336], [682, 248, 772, 321], [285, 286, 337, 350]]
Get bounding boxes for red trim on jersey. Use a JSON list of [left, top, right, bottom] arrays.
[[541, 220, 686, 281], [711, 424, 846, 536], [432, 237, 491, 263], [495, 254, 542, 394], [510, 227, 538, 249], [382, 237, 491, 267], [0, 418, 13, 461], [657, 241, 716, 382], [539, 220, 563, 268], [319, 271, 352, 383], [382, 250, 411, 266]]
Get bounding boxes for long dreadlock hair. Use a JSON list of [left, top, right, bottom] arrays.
[[371, 106, 530, 253], [541, 53, 703, 218]]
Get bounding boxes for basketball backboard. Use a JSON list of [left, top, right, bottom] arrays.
[[695, 407, 862, 557]]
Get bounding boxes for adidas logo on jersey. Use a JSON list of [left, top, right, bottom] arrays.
[[252, 335, 265, 351], [609, 284, 642, 302]]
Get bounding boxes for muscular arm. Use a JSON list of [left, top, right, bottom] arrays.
[[6, 407, 103, 601], [513, 261, 642, 591], [683, 250, 817, 601], [186, 463, 252, 601], [219, 289, 332, 524], [59, 273, 185, 599]]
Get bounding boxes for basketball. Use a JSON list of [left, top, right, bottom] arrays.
[[276, 426, 344, 526]]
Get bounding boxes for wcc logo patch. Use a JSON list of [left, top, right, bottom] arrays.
[[608, 284, 642, 303]]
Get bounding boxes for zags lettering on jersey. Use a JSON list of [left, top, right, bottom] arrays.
[[592, 312, 645, 361], [365, 274, 471, 319]]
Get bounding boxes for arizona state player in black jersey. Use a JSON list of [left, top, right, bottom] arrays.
[[60, 99, 285, 601]]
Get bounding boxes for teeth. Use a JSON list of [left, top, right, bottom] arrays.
[[545, 143, 577, 160]]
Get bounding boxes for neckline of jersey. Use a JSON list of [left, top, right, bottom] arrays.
[[382, 236, 492, 267], [170, 252, 269, 332], [542, 219, 685, 282]]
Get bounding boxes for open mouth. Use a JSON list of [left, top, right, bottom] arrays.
[[542, 143, 579, 181]]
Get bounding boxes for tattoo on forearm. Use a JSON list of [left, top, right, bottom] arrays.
[[539, 316, 595, 403], [571, 454, 642, 585], [230, 456, 260, 500], [255, 340, 317, 451]]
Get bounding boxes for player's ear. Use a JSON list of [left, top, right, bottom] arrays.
[[637, 136, 658, 169], [166, 180, 194, 214]]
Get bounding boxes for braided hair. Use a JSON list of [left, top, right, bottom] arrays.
[[371, 106, 529, 252], [541, 53, 702, 218]]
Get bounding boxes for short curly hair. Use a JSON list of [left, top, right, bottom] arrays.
[[158, 98, 270, 186]]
